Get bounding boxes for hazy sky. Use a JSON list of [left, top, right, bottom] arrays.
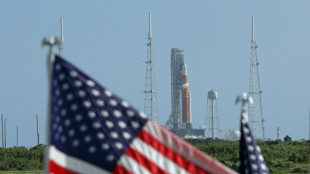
[[0, 1, 309, 147]]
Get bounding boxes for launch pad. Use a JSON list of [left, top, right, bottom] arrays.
[[170, 127, 205, 139]]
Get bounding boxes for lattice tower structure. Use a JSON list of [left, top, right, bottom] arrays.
[[248, 17, 265, 140], [206, 90, 220, 139], [144, 13, 159, 124]]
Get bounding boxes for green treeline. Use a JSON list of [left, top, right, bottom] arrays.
[[0, 141, 309, 173], [0, 145, 44, 171], [187, 139, 310, 173]]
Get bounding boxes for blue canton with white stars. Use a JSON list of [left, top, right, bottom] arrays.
[[51, 55, 148, 171], [239, 109, 270, 174]]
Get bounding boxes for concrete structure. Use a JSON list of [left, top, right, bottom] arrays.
[[165, 48, 204, 138]]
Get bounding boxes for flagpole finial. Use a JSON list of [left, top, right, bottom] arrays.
[[42, 35, 60, 50], [42, 35, 61, 66], [235, 93, 253, 108]]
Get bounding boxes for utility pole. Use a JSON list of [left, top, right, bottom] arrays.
[[4, 118, 6, 148], [36, 115, 39, 145], [16, 125, 18, 147], [248, 17, 265, 140], [1, 115, 3, 148], [277, 127, 280, 140]]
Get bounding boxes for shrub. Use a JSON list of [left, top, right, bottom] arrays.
[[292, 166, 307, 173]]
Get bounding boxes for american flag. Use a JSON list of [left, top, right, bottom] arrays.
[[48, 55, 236, 174], [239, 108, 270, 174]]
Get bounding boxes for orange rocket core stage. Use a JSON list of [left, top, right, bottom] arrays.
[[182, 75, 191, 123]]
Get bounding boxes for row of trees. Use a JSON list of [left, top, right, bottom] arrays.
[[0, 144, 44, 171], [186, 138, 310, 173], [0, 140, 309, 173]]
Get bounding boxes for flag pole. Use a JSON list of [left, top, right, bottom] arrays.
[[42, 36, 59, 174], [236, 93, 270, 173]]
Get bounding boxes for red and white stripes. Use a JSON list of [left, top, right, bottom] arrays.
[[114, 121, 237, 174], [49, 145, 110, 174]]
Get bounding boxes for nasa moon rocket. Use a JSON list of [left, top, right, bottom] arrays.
[[166, 48, 205, 138], [181, 63, 191, 125]]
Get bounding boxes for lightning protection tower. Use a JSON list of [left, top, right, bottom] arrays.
[[248, 17, 265, 140], [144, 12, 159, 124], [58, 17, 64, 56], [206, 90, 220, 139]]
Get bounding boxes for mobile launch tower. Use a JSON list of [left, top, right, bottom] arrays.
[[165, 48, 204, 138]]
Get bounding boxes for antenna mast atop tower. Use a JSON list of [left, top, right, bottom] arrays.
[[248, 17, 265, 140], [144, 12, 159, 124], [58, 17, 64, 56]]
